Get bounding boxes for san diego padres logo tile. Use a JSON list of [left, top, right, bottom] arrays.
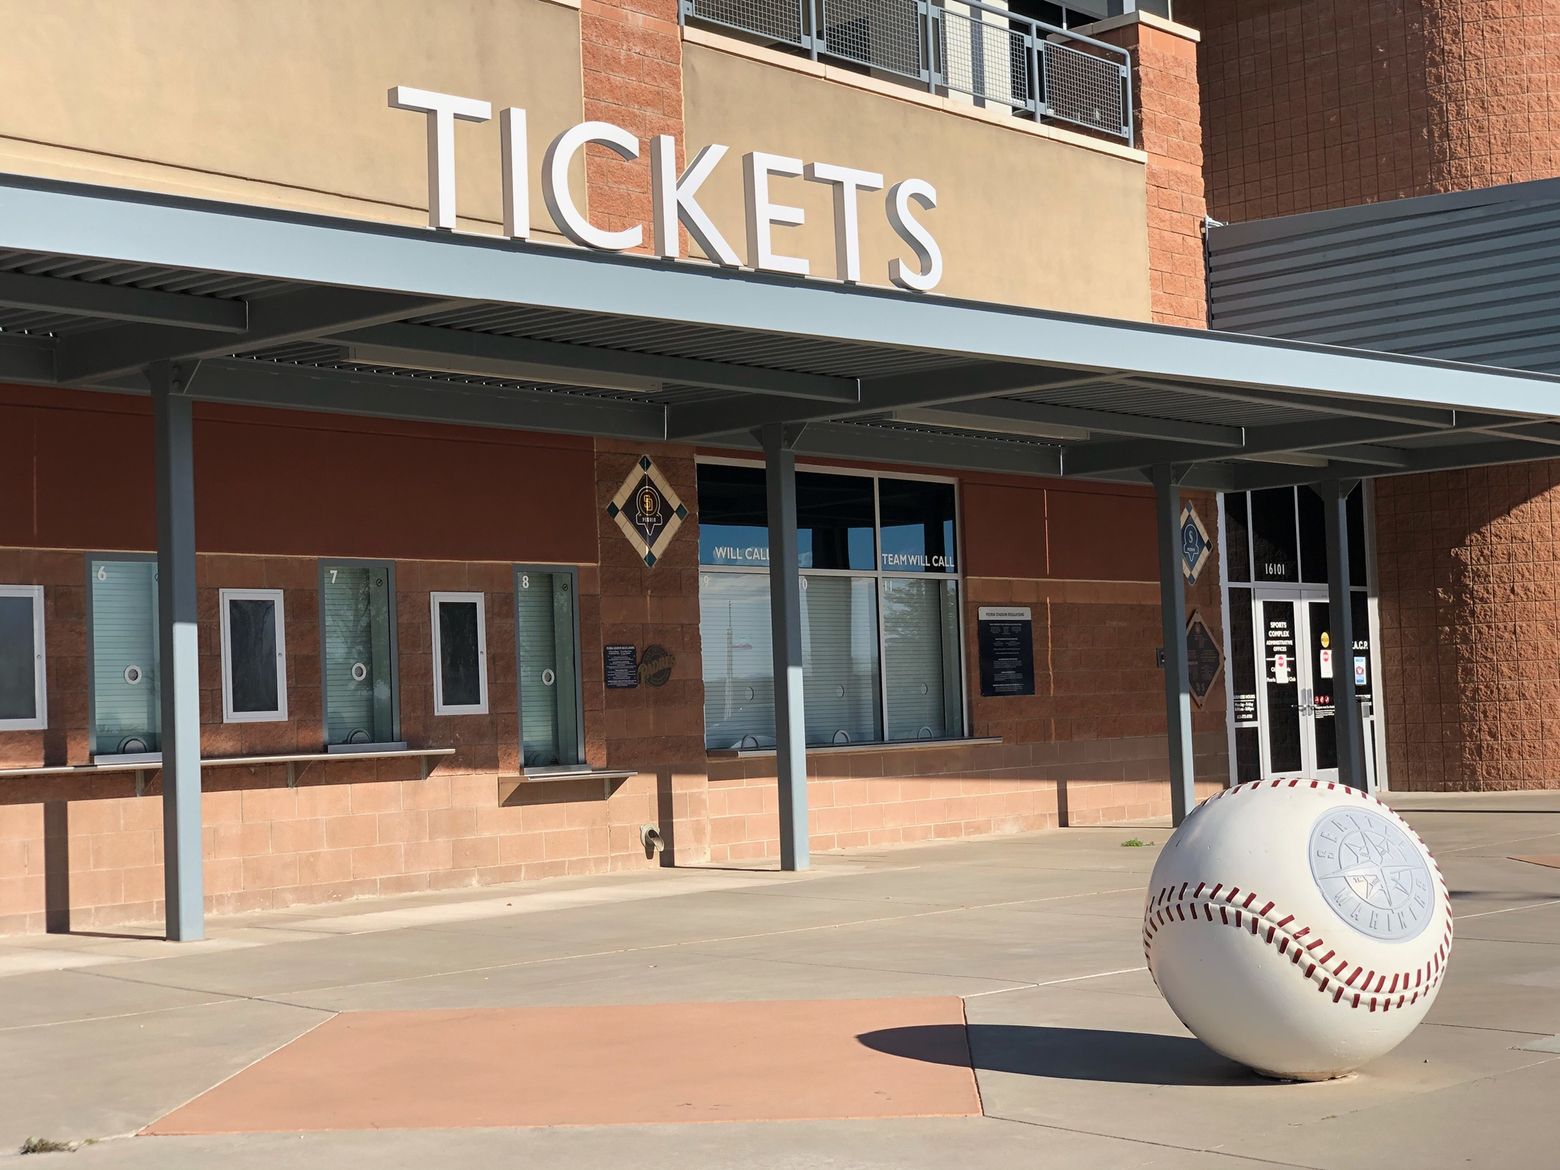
[[1308, 808, 1433, 942]]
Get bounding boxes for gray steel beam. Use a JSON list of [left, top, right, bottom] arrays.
[[0, 270, 248, 331], [1152, 465, 1195, 826], [1496, 420, 1560, 447], [9, 176, 1560, 415], [762, 423, 809, 871], [151, 362, 204, 942], [1138, 380, 1509, 428], [1322, 478, 1367, 791], [667, 365, 1106, 440], [338, 323, 859, 403], [1307, 444, 1413, 468], [1264, 437, 1560, 484], [186, 358, 667, 440], [712, 421, 1064, 477], [1066, 417, 1449, 477], [58, 288, 451, 384], [0, 332, 57, 383], [889, 406, 1090, 442], [910, 397, 1246, 446]]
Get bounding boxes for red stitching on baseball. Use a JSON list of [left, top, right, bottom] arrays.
[[1145, 885, 1452, 1011]]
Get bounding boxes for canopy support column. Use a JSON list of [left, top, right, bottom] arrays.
[[152, 361, 205, 941], [1322, 478, 1367, 790], [1152, 464, 1196, 825], [761, 422, 809, 871]]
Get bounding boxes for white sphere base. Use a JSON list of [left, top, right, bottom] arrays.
[[1143, 780, 1453, 1082]]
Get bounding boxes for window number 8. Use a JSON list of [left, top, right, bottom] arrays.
[[521, 574, 530, 589]]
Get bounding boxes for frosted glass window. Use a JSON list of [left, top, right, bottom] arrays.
[[89, 560, 159, 754], [321, 563, 397, 746], [221, 589, 287, 723], [700, 573, 775, 750], [882, 578, 962, 741], [431, 592, 487, 715], [0, 586, 45, 731], [800, 576, 881, 745], [516, 568, 581, 767]]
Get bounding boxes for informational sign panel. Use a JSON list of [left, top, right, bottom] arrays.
[[604, 644, 639, 689], [1264, 611, 1294, 685], [1184, 611, 1223, 709], [977, 606, 1035, 697]]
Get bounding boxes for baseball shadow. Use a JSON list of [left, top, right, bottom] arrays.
[[859, 1024, 1264, 1087]]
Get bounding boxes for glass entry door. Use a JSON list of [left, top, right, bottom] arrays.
[[1253, 589, 1338, 783]]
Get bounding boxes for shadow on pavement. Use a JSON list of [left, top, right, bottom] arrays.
[[859, 1024, 1264, 1087]]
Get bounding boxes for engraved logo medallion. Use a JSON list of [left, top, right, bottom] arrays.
[[1309, 808, 1433, 942]]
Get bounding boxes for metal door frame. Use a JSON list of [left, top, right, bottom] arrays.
[[1251, 584, 1337, 783]]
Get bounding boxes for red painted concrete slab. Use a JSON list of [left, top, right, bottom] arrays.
[[1512, 855, 1560, 870], [145, 997, 979, 1133]]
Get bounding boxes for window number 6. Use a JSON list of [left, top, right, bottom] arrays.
[[96, 566, 107, 582]]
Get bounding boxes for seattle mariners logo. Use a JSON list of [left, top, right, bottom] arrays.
[[1308, 808, 1433, 942]]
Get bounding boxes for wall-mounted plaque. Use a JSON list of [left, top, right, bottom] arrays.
[[977, 606, 1035, 697], [1185, 610, 1223, 709], [639, 644, 675, 687], [604, 644, 639, 689]]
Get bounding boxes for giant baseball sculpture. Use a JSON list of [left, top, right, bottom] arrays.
[[1143, 780, 1453, 1081]]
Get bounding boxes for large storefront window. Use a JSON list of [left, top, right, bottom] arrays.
[[698, 463, 964, 751]]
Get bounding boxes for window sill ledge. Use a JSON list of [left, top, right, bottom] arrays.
[[0, 747, 457, 786], [498, 769, 637, 804], [515, 767, 638, 783], [708, 736, 1002, 762]]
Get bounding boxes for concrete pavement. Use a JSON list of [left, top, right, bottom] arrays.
[[1, 789, 1557, 1168]]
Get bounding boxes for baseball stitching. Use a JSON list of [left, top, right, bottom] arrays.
[[1142, 779, 1454, 1013]]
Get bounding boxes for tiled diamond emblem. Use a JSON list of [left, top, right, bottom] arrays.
[[1180, 505, 1211, 584], [608, 456, 687, 568]]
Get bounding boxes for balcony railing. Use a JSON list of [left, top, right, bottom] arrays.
[[679, 0, 1134, 145]]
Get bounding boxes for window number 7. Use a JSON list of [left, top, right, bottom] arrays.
[[329, 569, 338, 584]]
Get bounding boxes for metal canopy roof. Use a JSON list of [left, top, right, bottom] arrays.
[[4, 173, 1560, 492]]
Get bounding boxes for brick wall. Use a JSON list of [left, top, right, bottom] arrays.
[[1095, 17, 1208, 328], [594, 443, 711, 863], [579, 0, 685, 249], [0, 545, 668, 934], [1186, 0, 1560, 223], [1374, 465, 1560, 791]]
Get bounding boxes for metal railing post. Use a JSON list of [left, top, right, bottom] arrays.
[[925, 1, 941, 93]]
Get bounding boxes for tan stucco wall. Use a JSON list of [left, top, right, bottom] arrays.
[[0, 0, 584, 240], [681, 43, 1152, 317]]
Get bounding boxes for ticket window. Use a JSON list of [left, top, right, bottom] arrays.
[[515, 567, 582, 769]]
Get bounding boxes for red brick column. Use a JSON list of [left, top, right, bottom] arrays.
[[1187, 0, 1560, 223], [579, 0, 686, 248], [1094, 16, 1208, 328]]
